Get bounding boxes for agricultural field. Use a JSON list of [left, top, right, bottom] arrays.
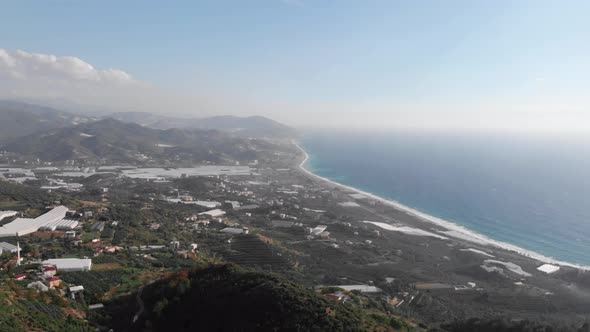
[[60, 270, 130, 301], [224, 234, 291, 270], [22, 301, 65, 319]]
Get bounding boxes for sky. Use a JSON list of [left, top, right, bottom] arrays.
[[0, 0, 589, 133]]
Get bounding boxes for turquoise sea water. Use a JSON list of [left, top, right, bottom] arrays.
[[301, 131, 590, 266]]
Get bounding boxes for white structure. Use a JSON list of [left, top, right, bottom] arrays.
[[321, 285, 382, 293], [220, 227, 245, 235], [28, 281, 49, 292], [42, 258, 92, 272], [537, 264, 560, 274], [311, 225, 327, 235], [338, 202, 361, 207], [38, 219, 79, 231], [88, 303, 105, 310], [69, 285, 85, 292], [0, 241, 21, 254], [69, 285, 85, 299], [0, 210, 17, 222], [226, 201, 241, 209], [198, 209, 226, 218], [0, 206, 77, 237], [193, 201, 222, 208]]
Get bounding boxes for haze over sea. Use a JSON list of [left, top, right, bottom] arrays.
[[302, 130, 590, 266]]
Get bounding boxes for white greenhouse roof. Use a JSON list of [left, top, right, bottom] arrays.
[[43, 258, 92, 271], [0, 211, 17, 222], [537, 264, 560, 274], [0, 206, 72, 237], [198, 209, 226, 217]]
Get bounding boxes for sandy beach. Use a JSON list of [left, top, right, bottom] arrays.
[[293, 141, 589, 271]]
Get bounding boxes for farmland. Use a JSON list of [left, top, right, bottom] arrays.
[[224, 234, 291, 270]]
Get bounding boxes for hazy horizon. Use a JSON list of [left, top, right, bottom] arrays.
[[1, 1, 589, 134]]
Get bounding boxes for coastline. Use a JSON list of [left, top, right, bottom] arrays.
[[293, 140, 589, 271]]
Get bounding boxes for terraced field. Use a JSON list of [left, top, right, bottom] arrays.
[[225, 234, 291, 270]]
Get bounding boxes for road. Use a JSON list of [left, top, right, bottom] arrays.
[[132, 286, 145, 324]]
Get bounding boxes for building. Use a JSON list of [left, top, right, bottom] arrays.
[[318, 285, 382, 293], [220, 227, 246, 235], [28, 281, 49, 292], [0, 206, 78, 237], [14, 273, 27, 280], [271, 220, 294, 228], [537, 264, 560, 274], [69, 285, 84, 299], [0, 241, 21, 254], [169, 241, 180, 250], [198, 209, 226, 218], [310, 225, 327, 235], [90, 221, 105, 232], [42, 265, 57, 278], [193, 201, 222, 208], [0, 210, 17, 222], [234, 204, 259, 211], [42, 258, 92, 272], [47, 276, 61, 288]]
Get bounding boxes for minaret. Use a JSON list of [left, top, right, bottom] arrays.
[[16, 241, 21, 266]]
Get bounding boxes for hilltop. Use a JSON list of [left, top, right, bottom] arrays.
[[100, 264, 415, 332]]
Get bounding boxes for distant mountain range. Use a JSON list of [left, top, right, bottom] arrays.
[[0, 100, 295, 162], [0, 100, 296, 141], [0, 100, 95, 141], [107, 112, 297, 139], [6, 118, 273, 162]]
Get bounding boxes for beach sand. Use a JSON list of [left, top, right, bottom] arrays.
[[294, 141, 589, 271]]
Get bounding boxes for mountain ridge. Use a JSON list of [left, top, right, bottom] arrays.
[[4, 117, 271, 162]]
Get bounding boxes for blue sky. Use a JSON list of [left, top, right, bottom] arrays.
[[1, 0, 589, 131]]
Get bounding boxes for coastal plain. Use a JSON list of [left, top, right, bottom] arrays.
[[276, 142, 590, 325]]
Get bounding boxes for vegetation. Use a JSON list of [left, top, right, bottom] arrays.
[[102, 263, 414, 331], [439, 318, 590, 332], [0, 290, 88, 332]]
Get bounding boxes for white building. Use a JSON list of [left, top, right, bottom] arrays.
[[327, 285, 382, 293], [537, 264, 560, 274], [220, 227, 246, 235], [0, 206, 76, 237], [28, 281, 49, 292], [42, 258, 92, 272], [198, 209, 226, 218], [0, 241, 21, 254], [0, 211, 17, 222]]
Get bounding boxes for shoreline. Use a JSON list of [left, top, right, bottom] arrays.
[[293, 140, 590, 271]]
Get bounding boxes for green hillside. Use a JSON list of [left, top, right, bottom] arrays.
[[100, 264, 415, 332]]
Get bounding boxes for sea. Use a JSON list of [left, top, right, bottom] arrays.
[[301, 130, 590, 267]]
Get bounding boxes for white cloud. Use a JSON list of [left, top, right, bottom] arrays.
[[0, 49, 134, 84], [0, 49, 267, 119]]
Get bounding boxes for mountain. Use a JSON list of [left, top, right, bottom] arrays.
[[100, 264, 412, 331], [4, 118, 271, 162], [103, 111, 170, 127], [108, 112, 297, 139], [0, 100, 94, 142], [187, 115, 296, 138]]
